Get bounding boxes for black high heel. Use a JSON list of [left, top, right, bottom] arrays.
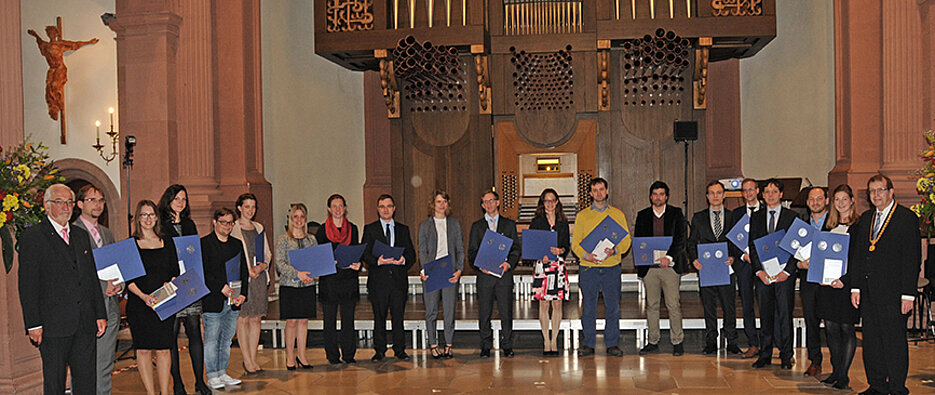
[[243, 362, 256, 375], [430, 345, 442, 360], [443, 345, 453, 359], [296, 357, 313, 369]]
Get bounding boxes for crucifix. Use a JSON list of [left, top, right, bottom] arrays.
[[28, 17, 98, 144]]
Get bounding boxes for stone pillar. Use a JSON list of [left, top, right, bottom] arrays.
[[362, 70, 393, 223], [0, 2, 42, 392], [108, 0, 182, 231]]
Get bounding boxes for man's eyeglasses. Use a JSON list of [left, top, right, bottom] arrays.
[[216, 220, 235, 226], [84, 198, 106, 204], [47, 199, 74, 207]]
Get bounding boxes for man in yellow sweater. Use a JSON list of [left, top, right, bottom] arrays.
[[571, 177, 632, 357]]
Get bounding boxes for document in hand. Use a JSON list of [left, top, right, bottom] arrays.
[[93, 238, 146, 283], [697, 242, 731, 287], [779, 217, 816, 261], [255, 230, 265, 266], [173, 235, 204, 280], [149, 281, 178, 310], [288, 243, 337, 278], [580, 216, 628, 261], [155, 270, 210, 321], [808, 232, 849, 285], [632, 236, 673, 266], [521, 229, 558, 261], [335, 244, 366, 268], [754, 230, 790, 283], [473, 229, 513, 278], [373, 240, 405, 261], [423, 255, 456, 293], [726, 214, 750, 253], [225, 252, 243, 303]]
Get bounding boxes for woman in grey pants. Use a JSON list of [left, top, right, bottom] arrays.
[[418, 190, 464, 359]]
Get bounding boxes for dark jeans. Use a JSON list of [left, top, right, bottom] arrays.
[[171, 315, 206, 391], [799, 277, 822, 364], [323, 298, 358, 362], [824, 319, 856, 387], [734, 257, 759, 347]]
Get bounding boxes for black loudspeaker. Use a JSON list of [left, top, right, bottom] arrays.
[[673, 121, 698, 142]]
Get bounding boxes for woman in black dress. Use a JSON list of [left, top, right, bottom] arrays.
[[275, 203, 317, 370], [157, 184, 209, 395], [528, 188, 571, 356], [315, 194, 362, 364], [818, 184, 860, 390], [127, 200, 180, 395]]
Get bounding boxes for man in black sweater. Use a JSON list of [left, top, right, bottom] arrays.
[[201, 207, 249, 389]]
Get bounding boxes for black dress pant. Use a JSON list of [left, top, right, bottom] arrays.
[[323, 298, 358, 362], [370, 284, 408, 355], [862, 297, 910, 395], [756, 278, 795, 361], [478, 274, 514, 350], [171, 315, 206, 391], [699, 275, 738, 347], [734, 258, 759, 347], [825, 319, 857, 387], [799, 276, 822, 364], [40, 332, 97, 395]]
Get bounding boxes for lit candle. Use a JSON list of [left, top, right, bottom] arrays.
[[95, 120, 101, 143], [109, 107, 115, 130]]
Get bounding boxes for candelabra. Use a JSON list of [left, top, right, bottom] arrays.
[[92, 107, 119, 164]]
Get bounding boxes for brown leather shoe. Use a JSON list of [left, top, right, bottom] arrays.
[[742, 346, 759, 359], [804, 363, 822, 377]]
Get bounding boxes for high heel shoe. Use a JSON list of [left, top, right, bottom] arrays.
[[443, 345, 454, 359], [430, 345, 442, 360], [296, 357, 313, 369], [243, 362, 256, 375]]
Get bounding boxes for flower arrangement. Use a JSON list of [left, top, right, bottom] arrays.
[[0, 140, 65, 273]]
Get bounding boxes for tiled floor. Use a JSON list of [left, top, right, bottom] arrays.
[[111, 341, 935, 394]]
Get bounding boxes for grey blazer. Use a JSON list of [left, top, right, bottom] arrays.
[[71, 219, 119, 319], [418, 217, 464, 272]]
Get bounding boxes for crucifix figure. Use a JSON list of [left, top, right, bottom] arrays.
[[28, 17, 98, 143]]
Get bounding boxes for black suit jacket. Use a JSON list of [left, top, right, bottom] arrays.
[[18, 218, 106, 337], [844, 204, 921, 305], [361, 220, 416, 292], [633, 205, 688, 276], [687, 207, 735, 267], [468, 215, 521, 280], [748, 206, 799, 278]]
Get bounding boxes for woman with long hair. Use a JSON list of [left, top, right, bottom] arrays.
[[314, 194, 362, 364], [231, 193, 273, 374], [818, 184, 860, 390], [529, 188, 571, 356], [417, 190, 464, 359], [157, 185, 210, 395], [126, 200, 180, 395], [275, 203, 317, 369]]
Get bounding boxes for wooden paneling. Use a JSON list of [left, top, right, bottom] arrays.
[[704, 59, 742, 180]]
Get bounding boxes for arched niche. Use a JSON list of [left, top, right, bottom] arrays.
[[55, 158, 125, 238]]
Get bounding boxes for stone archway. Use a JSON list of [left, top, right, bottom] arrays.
[[54, 158, 125, 238]]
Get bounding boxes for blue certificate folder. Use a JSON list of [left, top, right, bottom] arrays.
[[632, 236, 673, 266], [334, 244, 366, 268], [93, 238, 146, 282], [521, 229, 558, 261], [580, 216, 629, 253], [173, 235, 204, 281], [423, 255, 456, 293], [697, 242, 731, 287], [255, 230, 265, 264], [807, 232, 849, 284], [726, 214, 750, 252], [225, 252, 242, 283], [154, 270, 210, 321], [779, 217, 816, 256], [473, 229, 513, 277], [754, 230, 791, 264], [288, 243, 337, 278], [373, 240, 404, 261]]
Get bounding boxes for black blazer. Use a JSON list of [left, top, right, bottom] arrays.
[[687, 208, 735, 266], [162, 217, 198, 238], [843, 204, 921, 306], [633, 205, 688, 276], [748, 206, 799, 278], [18, 218, 106, 337], [315, 222, 361, 302], [528, 215, 570, 259], [361, 220, 416, 292], [201, 232, 249, 313], [468, 215, 521, 280]]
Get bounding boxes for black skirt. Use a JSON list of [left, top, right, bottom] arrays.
[[817, 285, 859, 324], [279, 285, 317, 319]]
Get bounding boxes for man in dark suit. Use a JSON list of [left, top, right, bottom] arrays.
[[798, 186, 829, 377], [731, 178, 762, 358], [72, 184, 120, 395], [688, 180, 743, 356], [18, 183, 107, 394], [468, 190, 521, 358], [748, 178, 799, 369], [845, 174, 920, 395], [361, 194, 416, 362], [633, 181, 688, 356]]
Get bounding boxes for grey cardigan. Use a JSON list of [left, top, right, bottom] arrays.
[[418, 216, 465, 272], [274, 232, 317, 288]]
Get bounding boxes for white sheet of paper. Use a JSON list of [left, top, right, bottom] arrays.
[[151, 282, 178, 309], [794, 241, 812, 262], [822, 259, 843, 285], [762, 257, 784, 278], [97, 264, 124, 283], [652, 250, 667, 264], [228, 280, 243, 304], [591, 238, 615, 261], [178, 260, 186, 275]]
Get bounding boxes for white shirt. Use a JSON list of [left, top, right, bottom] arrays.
[[434, 217, 448, 260], [485, 213, 499, 231], [379, 218, 395, 247]]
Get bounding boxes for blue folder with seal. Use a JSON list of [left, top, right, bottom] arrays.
[[154, 270, 210, 321], [423, 255, 456, 293], [521, 229, 558, 261], [288, 243, 337, 278], [334, 244, 366, 268], [93, 238, 146, 283], [632, 236, 673, 266], [697, 242, 731, 287], [473, 229, 513, 278], [807, 232, 849, 285]]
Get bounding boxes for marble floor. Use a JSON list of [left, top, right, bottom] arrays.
[[111, 340, 935, 394]]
